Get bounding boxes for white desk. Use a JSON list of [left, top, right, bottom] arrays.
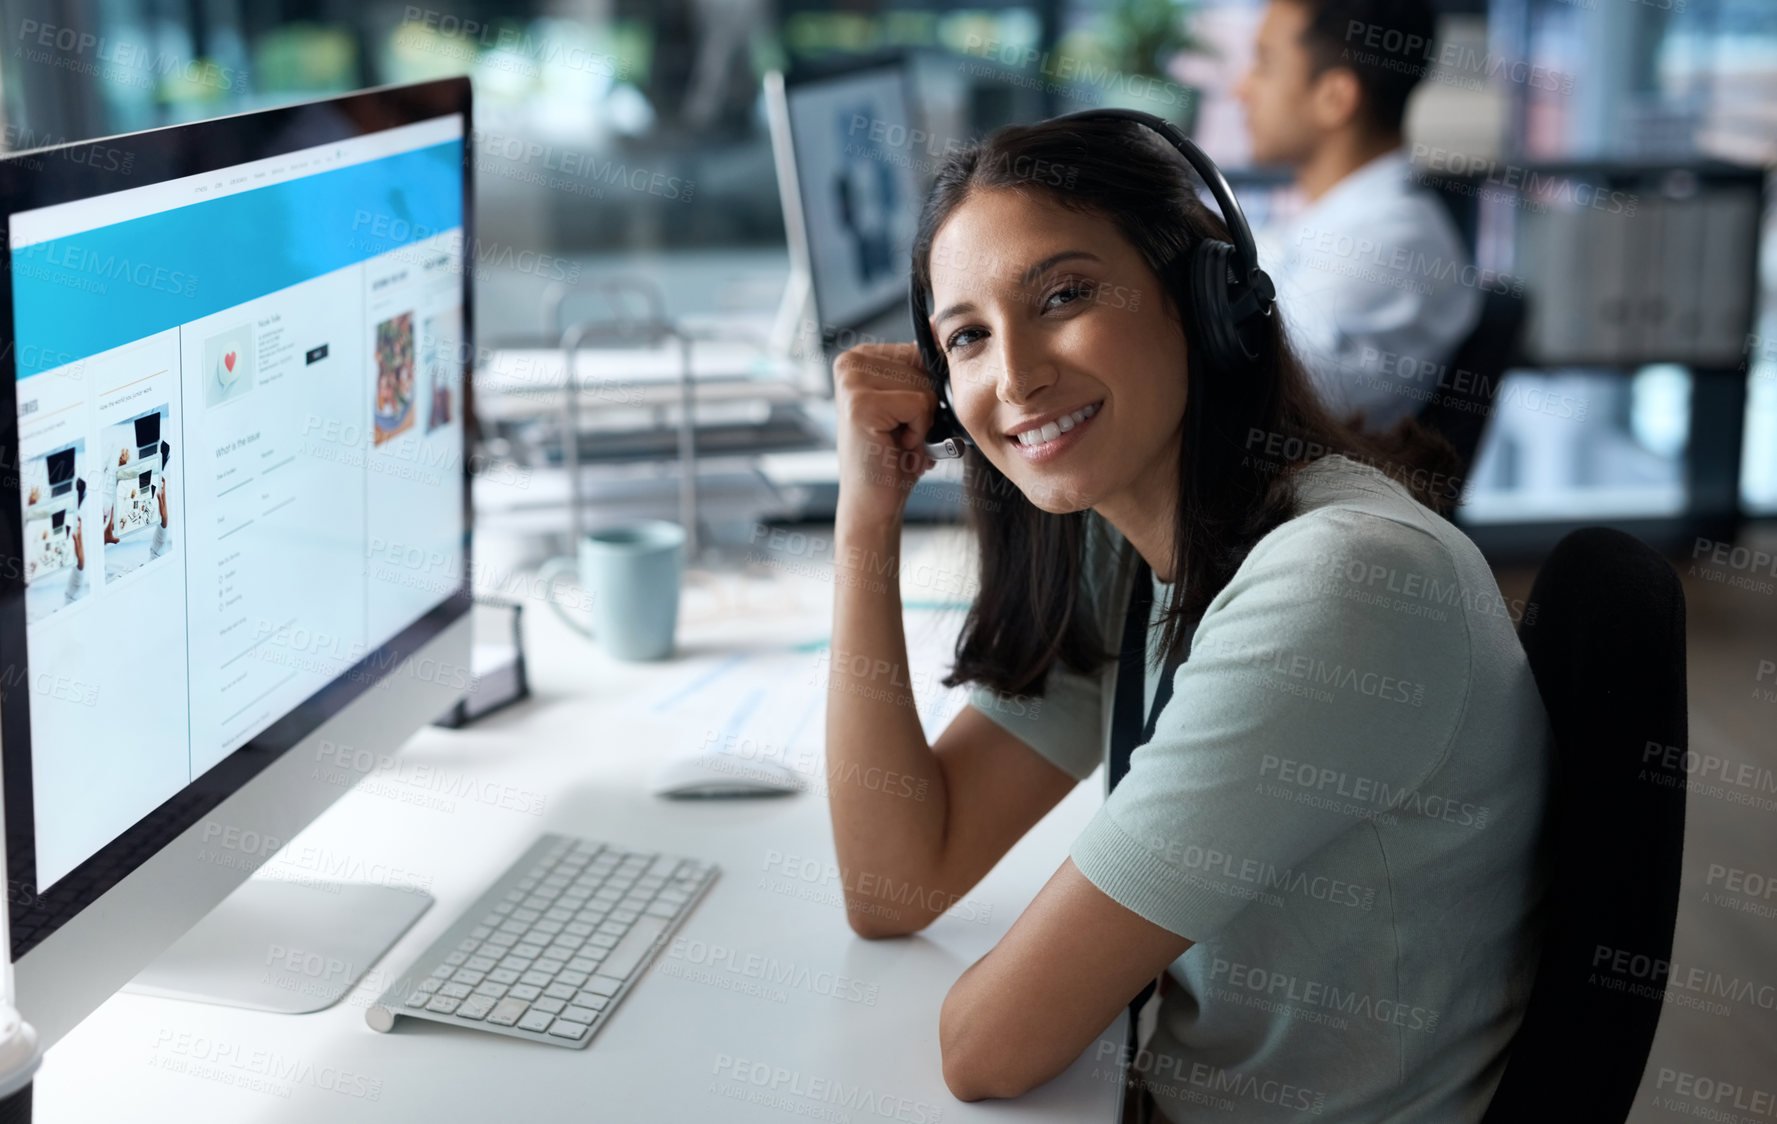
[[35, 529, 1123, 1122]]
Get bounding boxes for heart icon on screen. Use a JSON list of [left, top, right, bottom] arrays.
[[224, 351, 237, 372]]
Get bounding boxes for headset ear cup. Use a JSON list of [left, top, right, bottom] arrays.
[[1188, 239, 1266, 368], [1188, 240, 1238, 371]]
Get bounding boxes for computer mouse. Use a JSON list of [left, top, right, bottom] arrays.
[[648, 753, 804, 799]]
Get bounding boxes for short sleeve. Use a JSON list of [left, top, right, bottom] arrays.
[[962, 510, 1126, 783], [1068, 508, 1471, 941], [968, 662, 1105, 782]]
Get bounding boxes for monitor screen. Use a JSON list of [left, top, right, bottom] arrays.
[[786, 64, 923, 333], [1, 85, 472, 946]]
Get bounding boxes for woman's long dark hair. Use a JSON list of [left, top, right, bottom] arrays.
[[924, 117, 1462, 697]]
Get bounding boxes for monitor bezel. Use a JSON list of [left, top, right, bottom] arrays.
[[781, 51, 922, 338], [0, 77, 476, 960]]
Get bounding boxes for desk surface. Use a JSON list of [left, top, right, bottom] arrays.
[[36, 529, 1123, 1122]]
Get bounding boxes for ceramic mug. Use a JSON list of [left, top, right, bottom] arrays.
[[538, 520, 685, 660]]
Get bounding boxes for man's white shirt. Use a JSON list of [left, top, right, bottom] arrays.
[[1255, 148, 1482, 431]]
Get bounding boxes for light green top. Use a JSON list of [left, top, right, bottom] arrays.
[[967, 454, 1551, 1122]]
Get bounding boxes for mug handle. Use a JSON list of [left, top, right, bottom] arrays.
[[537, 557, 595, 639]]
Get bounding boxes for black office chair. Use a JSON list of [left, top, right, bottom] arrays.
[[1416, 288, 1527, 486], [1481, 527, 1688, 1123]]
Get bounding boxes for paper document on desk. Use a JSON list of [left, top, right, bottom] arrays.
[[641, 640, 976, 787]]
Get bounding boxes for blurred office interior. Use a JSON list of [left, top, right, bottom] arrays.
[[0, 0, 1771, 552]]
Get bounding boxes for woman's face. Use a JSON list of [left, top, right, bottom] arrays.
[[926, 188, 1189, 515]]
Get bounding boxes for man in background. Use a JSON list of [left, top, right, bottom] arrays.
[[1235, 0, 1480, 433]]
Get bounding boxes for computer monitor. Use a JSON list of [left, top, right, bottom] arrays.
[[765, 55, 923, 364], [0, 78, 475, 1047]]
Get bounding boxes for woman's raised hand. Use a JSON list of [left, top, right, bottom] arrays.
[[832, 342, 943, 526]]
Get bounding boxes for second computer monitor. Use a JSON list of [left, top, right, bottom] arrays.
[[778, 57, 924, 337]]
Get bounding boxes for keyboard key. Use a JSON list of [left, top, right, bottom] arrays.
[[440, 982, 474, 999], [566, 922, 595, 937], [419, 977, 445, 993], [430, 962, 455, 978], [600, 917, 669, 978], [532, 997, 567, 1015], [518, 1010, 555, 1033], [487, 932, 519, 948], [426, 995, 462, 1014], [520, 971, 553, 987], [467, 956, 498, 972], [510, 984, 543, 1001], [487, 999, 529, 1026], [598, 922, 627, 937], [544, 982, 577, 1000], [560, 1005, 597, 1024], [585, 975, 622, 997], [590, 934, 619, 948], [573, 992, 610, 1010], [499, 957, 534, 972], [610, 909, 638, 925], [512, 909, 540, 924], [404, 991, 430, 1007], [472, 982, 509, 999], [445, 951, 470, 966], [568, 957, 600, 974], [451, 970, 485, 986], [458, 996, 496, 1021], [648, 855, 680, 879], [547, 1019, 590, 1041], [558, 971, 589, 988], [470, 926, 492, 940], [490, 969, 521, 985], [645, 901, 678, 918], [457, 938, 482, 953], [535, 958, 566, 975], [513, 944, 546, 959]]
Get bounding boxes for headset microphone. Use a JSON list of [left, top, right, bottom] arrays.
[[910, 108, 1275, 461]]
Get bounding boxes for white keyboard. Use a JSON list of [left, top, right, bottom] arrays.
[[366, 833, 718, 1047]]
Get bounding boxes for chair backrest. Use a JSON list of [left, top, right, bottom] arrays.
[[1417, 289, 1527, 485], [1481, 527, 1688, 1123]]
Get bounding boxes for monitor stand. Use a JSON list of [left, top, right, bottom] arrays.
[[122, 877, 432, 1014]]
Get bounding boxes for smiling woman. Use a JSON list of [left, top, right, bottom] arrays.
[[822, 113, 1552, 1123]]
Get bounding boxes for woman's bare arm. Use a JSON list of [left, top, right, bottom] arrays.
[[825, 343, 1079, 937]]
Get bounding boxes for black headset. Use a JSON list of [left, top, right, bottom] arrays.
[[910, 108, 1277, 460]]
